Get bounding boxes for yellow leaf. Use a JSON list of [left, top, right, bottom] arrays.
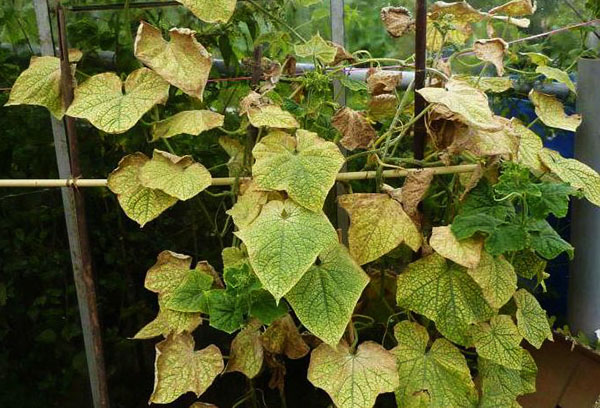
[[308, 341, 399, 408], [107, 153, 177, 226], [177, 0, 237, 23], [520, 52, 551, 66], [509, 118, 545, 172], [380, 6, 415, 37], [294, 34, 337, 64], [339, 193, 422, 265], [226, 181, 269, 229], [135, 21, 212, 100], [151, 110, 224, 141], [450, 116, 518, 158], [468, 251, 517, 309], [150, 333, 223, 404], [456, 75, 513, 93], [529, 90, 581, 132], [368, 94, 398, 120], [225, 320, 264, 378], [248, 105, 299, 129], [331, 107, 377, 151], [474, 38, 508, 76], [4, 55, 77, 119], [138, 149, 212, 201], [66, 68, 169, 134], [252, 130, 344, 211], [535, 65, 576, 94], [430, 225, 482, 268], [133, 295, 202, 339], [261, 314, 310, 359], [418, 79, 501, 131], [539, 148, 600, 207], [429, 1, 487, 22], [489, 0, 537, 16]]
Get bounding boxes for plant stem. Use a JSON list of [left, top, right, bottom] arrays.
[[162, 138, 176, 155]]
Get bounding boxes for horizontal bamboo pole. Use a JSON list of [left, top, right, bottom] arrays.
[[0, 164, 478, 188]]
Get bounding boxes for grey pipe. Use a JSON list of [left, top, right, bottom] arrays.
[[568, 58, 600, 341]]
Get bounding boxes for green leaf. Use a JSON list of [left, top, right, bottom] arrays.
[[458, 181, 515, 219], [235, 199, 338, 301], [205, 289, 245, 334], [396, 253, 494, 345], [223, 263, 261, 294], [479, 349, 537, 406], [249, 290, 288, 325], [392, 321, 478, 408], [166, 266, 214, 312], [470, 315, 524, 369], [536, 66, 576, 94], [252, 130, 345, 211], [151, 110, 224, 141], [286, 243, 369, 345], [139, 149, 212, 201], [520, 52, 551, 66], [222, 246, 247, 270], [339, 75, 368, 92], [494, 163, 541, 198], [107, 153, 177, 226], [225, 320, 264, 379], [308, 341, 399, 408], [430, 225, 482, 269], [134, 21, 212, 100], [294, 34, 337, 64], [451, 213, 504, 240], [338, 193, 421, 265], [66, 68, 170, 134], [526, 219, 574, 260], [511, 250, 546, 280], [150, 333, 223, 404], [468, 251, 516, 309], [452, 215, 529, 257], [4, 55, 77, 119], [176, 0, 237, 23], [527, 181, 578, 218], [539, 148, 600, 207], [529, 90, 581, 132], [513, 289, 553, 348], [261, 314, 310, 359]]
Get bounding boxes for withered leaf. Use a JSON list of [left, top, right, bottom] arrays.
[[380, 6, 415, 37], [332, 107, 377, 151]]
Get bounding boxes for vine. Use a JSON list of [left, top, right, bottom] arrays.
[[5, 0, 600, 407]]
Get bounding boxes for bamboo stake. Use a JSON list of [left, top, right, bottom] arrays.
[[0, 164, 479, 188]]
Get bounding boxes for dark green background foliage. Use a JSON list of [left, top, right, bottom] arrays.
[[0, 0, 595, 406]]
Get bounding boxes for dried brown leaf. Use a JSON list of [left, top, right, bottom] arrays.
[[474, 38, 508, 76], [401, 169, 435, 226], [380, 6, 415, 37], [366, 69, 402, 95], [261, 314, 310, 359], [332, 107, 377, 151]]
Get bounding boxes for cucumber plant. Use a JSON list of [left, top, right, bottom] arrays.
[[6, 0, 600, 406]]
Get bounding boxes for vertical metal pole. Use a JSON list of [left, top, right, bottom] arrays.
[[33, 1, 110, 407], [330, 0, 349, 243], [413, 0, 427, 160], [568, 58, 600, 340]]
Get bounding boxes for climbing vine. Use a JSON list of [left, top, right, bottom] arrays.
[[6, 0, 600, 407]]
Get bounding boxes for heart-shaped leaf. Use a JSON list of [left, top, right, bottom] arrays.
[[107, 153, 177, 226], [135, 21, 212, 100], [151, 110, 224, 141], [286, 243, 370, 345], [430, 225, 483, 269], [308, 341, 399, 408], [529, 90, 581, 132], [235, 199, 338, 300], [252, 130, 345, 211], [470, 315, 524, 370], [513, 289, 553, 349], [66, 68, 169, 134], [139, 149, 212, 201]]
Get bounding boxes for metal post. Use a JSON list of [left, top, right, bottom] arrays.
[[32, 1, 110, 407], [413, 0, 427, 160], [330, 0, 349, 243], [568, 58, 600, 340]]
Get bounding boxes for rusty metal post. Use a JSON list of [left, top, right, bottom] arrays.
[[413, 0, 427, 160], [52, 4, 110, 407]]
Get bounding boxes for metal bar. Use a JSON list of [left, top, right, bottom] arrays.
[[57, 5, 110, 408], [0, 165, 480, 188], [568, 58, 600, 341], [330, 0, 349, 243], [66, 0, 179, 12], [413, 0, 427, 161]]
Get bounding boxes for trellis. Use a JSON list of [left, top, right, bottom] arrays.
[[4, 1, 599, 406]]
